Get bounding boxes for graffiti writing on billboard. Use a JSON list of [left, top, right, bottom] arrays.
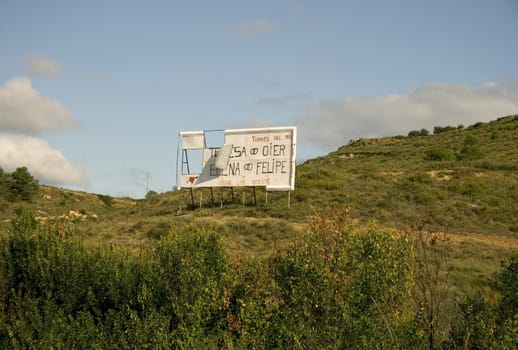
[[209, 142, 289, 177]]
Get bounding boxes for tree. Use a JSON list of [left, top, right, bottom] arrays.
[[145, 190, 159, 201], [7, 167, 39, 202], [433, 125, 456, 134]]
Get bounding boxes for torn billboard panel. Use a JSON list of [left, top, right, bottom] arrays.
[[177, 126, 296, 191]]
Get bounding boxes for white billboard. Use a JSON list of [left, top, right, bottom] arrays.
[[177, 126, 296, 191]]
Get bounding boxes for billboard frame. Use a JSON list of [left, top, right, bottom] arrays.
[[176, 126, 296, 193]]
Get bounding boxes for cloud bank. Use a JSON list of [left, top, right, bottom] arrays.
[[295, 81, 518, 151], [0, 134, 88, 187], [0, 77, 77, 134], [0, 76, 88, 187]]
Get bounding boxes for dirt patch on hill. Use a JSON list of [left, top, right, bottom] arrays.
[[435, 231, 518, 251], [381, 171, 404, 177], [429, 170, 454, 181], [197, 215, 306, 232]]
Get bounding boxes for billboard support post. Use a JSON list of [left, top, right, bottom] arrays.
[[189, 188, 194, 208]]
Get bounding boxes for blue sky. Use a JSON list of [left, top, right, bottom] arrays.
[[1, 0, 517, 197]]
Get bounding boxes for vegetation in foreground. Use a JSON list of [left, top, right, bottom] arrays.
[[0, 208, 516, 349]]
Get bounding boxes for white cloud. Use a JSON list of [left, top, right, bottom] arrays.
[[0, 76, 87, 188], [295, 81, 518, 151], [232, 20, 279, 36], [0, 76, 77, 134], [26, 55, 61, 77], [0, 133, 89, 187]]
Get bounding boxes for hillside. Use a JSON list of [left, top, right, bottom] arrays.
[[295, 114, 518, 234], [1, 115, 517, 251]]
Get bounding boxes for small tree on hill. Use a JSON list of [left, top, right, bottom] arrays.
[[146, 190, 159, 201], [408, 129, 430, 137], [6, 167, 39, 202], [433, 125, 456, 134]]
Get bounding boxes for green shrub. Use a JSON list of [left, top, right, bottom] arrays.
[[445, 257, 518, 349], [221, 257, 275, 348], [146, 221, 170, 240], [145, 190, 159, 201], [96, 194, 114, 207], [408, 172, 431, 183], [494, 256, 518, 321], [469, 122, 485, 129], [446, 294, 498, 349], [486, 256, 518, 347], [457, 135, 484, 161], [152, 225, 227, 343], [425, 146, 454, 161], [433, 125, 456, 134]]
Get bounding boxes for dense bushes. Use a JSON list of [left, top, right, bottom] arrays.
[[0, 210, 226, 348], [444, 257, 518, 349], [0, 208, 516, 348], [267, 208, 416, 348], [424, 135, 484, 162]]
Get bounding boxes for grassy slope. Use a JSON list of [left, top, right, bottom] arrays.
[[296, 114, 518, 233]]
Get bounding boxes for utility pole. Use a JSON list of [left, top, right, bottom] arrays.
[[145, 171, 151, 194]]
